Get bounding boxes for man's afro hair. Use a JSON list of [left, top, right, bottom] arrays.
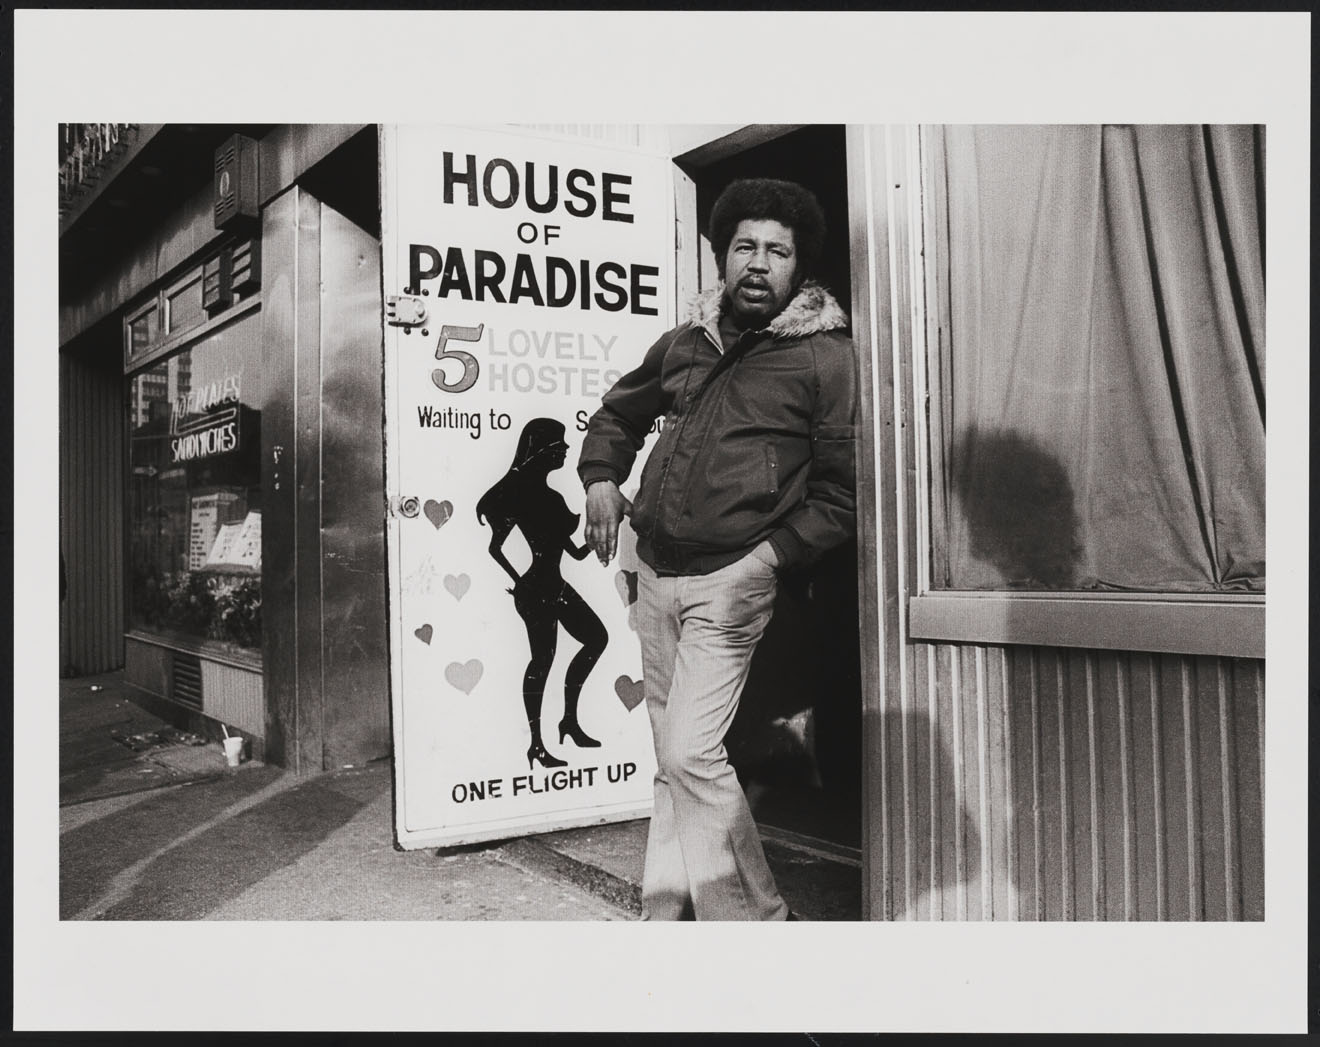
[[708, 178, 827, 280]]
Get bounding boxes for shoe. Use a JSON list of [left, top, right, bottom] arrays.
[[527, 741, 568, 769], [786, 910, 804, 921], [558, 719, 601, 748]]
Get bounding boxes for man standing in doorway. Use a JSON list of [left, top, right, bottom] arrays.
[[579, 178, 858, 920]]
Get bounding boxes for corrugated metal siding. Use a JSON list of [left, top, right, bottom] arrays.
[[60, 348, 124, 676], [201, 660, 265, 736], [880, 642, 1265, 921], [850, 126, 1265, 922]]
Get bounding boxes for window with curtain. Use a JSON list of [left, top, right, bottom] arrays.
[[925, 124, 1265, 594]]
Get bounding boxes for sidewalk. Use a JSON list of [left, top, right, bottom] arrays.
[[59, 672, 861, 921]]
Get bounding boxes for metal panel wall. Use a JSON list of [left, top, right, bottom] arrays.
[[317, 203, 391, 768], [59, 344, 124, 676], [846, 125, 900, 921], [260, 186, 391, 772], [292, 191, 325, 770], [260, 185, 331, 771], [850, 124, 1266, 921], [876, 643, 1264, 921], [259, 187, 302, 768], [200, 660, 265, 736]]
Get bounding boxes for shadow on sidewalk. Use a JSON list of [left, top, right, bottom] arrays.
[[61, 767, 385, 920]]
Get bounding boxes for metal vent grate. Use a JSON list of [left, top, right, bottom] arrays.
[[171, 652, 203, 710], [214, 141, 239, 227]]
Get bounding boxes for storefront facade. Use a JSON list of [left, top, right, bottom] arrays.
[[60, 123, 389, 770], [59, 121, 1265, 918]]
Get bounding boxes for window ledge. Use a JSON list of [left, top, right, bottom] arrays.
[[908, 591, 1264, 660], [125, 294, 261, 374], [126, 629, 263, 672]]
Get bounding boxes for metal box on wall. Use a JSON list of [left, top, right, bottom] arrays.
[[214, 133, 259, 230]]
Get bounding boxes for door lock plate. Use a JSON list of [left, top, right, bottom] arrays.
[[390, 495, 421, 519], [385, 295, 428, 328]]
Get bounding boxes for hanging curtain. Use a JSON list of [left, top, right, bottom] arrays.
[[930, 124, 1265, 592]]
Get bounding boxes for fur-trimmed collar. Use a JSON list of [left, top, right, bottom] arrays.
[[688, 280, 849, 342]]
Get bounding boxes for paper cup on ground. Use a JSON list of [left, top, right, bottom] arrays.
[[223, 736, 244, 767]]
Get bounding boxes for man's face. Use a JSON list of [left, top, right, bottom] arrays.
[[723, 218, 799, 325]]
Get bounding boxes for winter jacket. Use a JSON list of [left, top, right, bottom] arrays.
[[578, 280, 857, 575]]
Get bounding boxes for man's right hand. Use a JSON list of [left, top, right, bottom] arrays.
[[584, 480, 633, 565]]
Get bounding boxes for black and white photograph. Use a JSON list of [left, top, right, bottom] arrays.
[[13, 8, 1310, 1035]]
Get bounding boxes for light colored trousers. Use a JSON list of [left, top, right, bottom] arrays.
[[637, 549, 789, 921]]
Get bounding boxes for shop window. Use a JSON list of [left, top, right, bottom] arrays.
[[126, 302, 159, 362], [122, 237, 261, 369], [911, 125, 1264, 656], [126, 308, 263, 658], [165, 271, 205, 338]]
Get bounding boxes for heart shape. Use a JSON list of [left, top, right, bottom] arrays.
[[614, 675, 645, 712], [424, 499, 454, 529], [443, 573, 471, 601], [445, 659, 484, 695], [413, 624, 434, 645], [614, 569, 639, 607]]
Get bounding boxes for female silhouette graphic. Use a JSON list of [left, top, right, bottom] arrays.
[[477, 418, 609, 769]]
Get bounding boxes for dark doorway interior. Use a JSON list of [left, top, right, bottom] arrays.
[[300, 125, 380, 240], [691, 125, 852, 323], [683, 125, 863, 850]]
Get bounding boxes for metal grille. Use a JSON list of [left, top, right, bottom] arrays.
[[214, 140, 238, 226], [171, 651, 204, 710]]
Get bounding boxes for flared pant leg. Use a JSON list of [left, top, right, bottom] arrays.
[[637, 553, 788, 921]]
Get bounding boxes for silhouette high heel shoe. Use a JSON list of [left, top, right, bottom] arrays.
[[558, 719, 601, 748], [527, 741, 568, 769]]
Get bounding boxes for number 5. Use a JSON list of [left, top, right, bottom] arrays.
[[431, 323, 483, 393]]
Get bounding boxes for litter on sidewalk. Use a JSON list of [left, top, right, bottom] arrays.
[[109, 726, 208, 752]]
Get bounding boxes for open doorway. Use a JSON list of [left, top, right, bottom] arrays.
[[676, 125, 863, 852]]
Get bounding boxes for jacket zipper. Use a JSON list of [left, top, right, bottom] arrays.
[[764, 442, 779, 502], [662, 328, 760, 548]]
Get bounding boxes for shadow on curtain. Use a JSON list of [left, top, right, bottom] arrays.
[[931, 124, 1265, 593]]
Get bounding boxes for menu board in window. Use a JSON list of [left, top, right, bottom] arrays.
[[188, 491, 245, 570], [205, 510, 261, 572]]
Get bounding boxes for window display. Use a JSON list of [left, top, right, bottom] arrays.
[[127, 310, 263, 656]]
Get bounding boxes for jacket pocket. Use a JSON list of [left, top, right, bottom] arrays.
[[812, 424, 856, 480]]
